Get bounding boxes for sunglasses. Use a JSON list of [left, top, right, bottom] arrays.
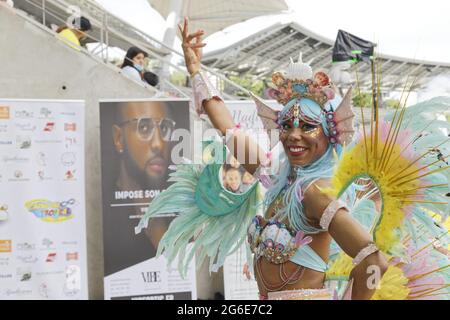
[[119, 117, 176, 141]]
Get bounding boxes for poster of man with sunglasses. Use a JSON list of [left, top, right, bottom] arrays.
[[100, 99, 193, 300]]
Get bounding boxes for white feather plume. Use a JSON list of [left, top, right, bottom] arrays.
[[285, 52, 313, 80]]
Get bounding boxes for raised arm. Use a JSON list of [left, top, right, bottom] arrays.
[[303, 179, 388, 300], [179, 18, 268, 174]]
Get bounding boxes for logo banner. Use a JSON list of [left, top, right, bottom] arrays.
[[0, 99, 87, 300]]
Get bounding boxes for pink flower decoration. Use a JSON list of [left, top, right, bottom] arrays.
[[294, 230, 312, 247]]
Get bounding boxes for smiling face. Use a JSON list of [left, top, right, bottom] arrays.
[[225, 168, 242, 192], [280, 118, 329, 167]]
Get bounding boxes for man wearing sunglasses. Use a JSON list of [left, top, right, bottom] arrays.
[[113, 101, 175, 190], [104, 100, 176, 275]]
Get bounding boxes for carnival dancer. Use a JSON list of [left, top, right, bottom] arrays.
[[136, 18, 450, 300]]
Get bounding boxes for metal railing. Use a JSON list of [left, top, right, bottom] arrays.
[[10, 0, 252, 99]]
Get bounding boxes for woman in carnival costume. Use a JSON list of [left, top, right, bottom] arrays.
[[136, 18, 450, 300]]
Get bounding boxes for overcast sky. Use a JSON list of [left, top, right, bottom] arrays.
[[96, 0, 450, 63], [286, 0, 450, 63]]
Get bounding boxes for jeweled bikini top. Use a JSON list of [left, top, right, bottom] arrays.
[[247, 215, 312, 264]]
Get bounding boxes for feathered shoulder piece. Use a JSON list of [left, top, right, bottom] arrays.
[[135, 141, 263, 277]]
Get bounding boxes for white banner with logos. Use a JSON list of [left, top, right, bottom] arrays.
[[0, 99, 87, 300], [222, 100, 280, 300], [103, 250, 197, 300]]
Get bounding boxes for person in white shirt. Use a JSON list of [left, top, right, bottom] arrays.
[[121, 47, 158, 87]]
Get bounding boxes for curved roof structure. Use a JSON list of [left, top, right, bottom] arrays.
[[147, 0, 288, 37], [202, 20, 450, 92]]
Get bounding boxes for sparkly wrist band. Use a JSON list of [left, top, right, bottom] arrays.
[[191, 71, 223, 116], [353, 243, 379, 266], [319, 200, 348, 231]]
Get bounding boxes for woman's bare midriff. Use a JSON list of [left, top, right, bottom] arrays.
[[254, 232, 331, 296]]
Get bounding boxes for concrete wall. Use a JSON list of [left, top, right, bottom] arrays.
[[0, 6, 223, 299]]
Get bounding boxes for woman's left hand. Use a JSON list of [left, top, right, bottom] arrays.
[[178, 17, 206, 75]]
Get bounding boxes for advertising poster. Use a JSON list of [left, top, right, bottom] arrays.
[[0, 99, 88, 300], [222, 100, 280, 300], [223, 244, 259, 300], [100, 99, 196, 300]]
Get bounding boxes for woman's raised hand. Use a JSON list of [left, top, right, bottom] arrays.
[[178, 17, 206, 76]]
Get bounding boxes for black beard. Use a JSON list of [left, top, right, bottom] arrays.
[[122, 142, 168, 190]]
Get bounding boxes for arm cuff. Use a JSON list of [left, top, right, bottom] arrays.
[[319, 199, 348, 231], [191, 71, 223, 115], [352, 243, 379, 266]]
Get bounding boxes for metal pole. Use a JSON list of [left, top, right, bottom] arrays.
[[159, 0, 183, 89], [42, 0, 46, 25], [100, 12, 104, 62], [105, 13, 109, 62]]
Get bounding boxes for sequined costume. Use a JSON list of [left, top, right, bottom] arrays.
[[136, 53, 450, 300]]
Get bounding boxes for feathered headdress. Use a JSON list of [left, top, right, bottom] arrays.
[[252, 52, 355, 146]]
